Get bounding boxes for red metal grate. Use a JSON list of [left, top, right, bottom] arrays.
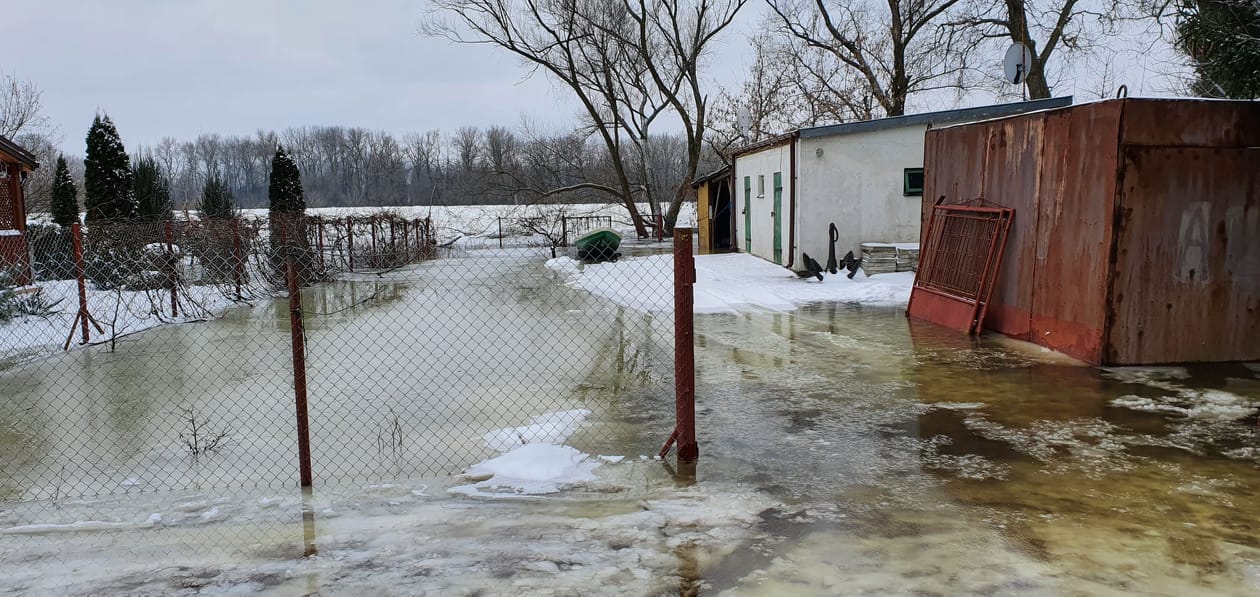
[[908, 199, 1013, 335]]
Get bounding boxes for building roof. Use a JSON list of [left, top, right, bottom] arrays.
[[729, 131, 797, 160], [0, 134, 39, 170], [797, 96, 1073, 140], [691, 165, 731, 188]]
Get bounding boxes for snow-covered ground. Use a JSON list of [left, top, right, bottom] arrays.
[[1, 279, 239, 365], [548, 252, 915, 314]]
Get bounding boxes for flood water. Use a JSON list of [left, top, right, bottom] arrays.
[[689, 304, 1260, 595], [3, 251, 1260, 595]]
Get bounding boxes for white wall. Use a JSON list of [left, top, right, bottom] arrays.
[[793, 126, 926, 268], [733, 143, 792, 265]]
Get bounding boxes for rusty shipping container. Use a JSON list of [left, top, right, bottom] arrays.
[[921, 98, 1260, 365]]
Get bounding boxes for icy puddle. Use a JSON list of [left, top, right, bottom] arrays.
[[4, 276, 1260, 594]]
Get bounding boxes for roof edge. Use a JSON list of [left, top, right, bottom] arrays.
[[730, 131, 798, 160], [798, 96, 1073, 140], [0, 134, 40, 170]]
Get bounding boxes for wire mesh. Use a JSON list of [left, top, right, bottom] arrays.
[[1, 210, 677, 509]]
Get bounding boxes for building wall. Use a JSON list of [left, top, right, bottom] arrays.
[[733, 143, 792, 264], [794, 126, 927, 268]]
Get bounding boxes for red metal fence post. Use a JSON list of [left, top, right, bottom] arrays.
[[316, 219, 325, 271], [346, 216, 355, 272], [281, 219, 314, 488], [659, 227, 698, 461], [164, 220, 178, 317], [231, 218, 244, 300], [72, 223, 90, 345]]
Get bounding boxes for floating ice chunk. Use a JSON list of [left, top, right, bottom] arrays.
[[598, 455, 625, 463], [147, 513, 162, 526]]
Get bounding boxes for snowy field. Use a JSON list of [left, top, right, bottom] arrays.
[[548, 252, 915, 314]]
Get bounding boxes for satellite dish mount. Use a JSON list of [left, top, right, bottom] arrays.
[[1003, 43, 1034, 86]]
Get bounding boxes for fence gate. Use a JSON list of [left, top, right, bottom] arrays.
[[907, 199, 1014, 335]]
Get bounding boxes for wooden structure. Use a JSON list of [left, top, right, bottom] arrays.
[[692, 165, 733, 254], [0, 134, 39, 285], [923, 98, 1260, 365]]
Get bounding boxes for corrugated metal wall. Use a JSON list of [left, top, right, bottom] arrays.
[[923, 98, 1260, 365]]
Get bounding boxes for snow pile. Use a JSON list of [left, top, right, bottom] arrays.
[[449, 443, 601, 497], [482, 408, 591, 451], [547, 252, 915, 314]]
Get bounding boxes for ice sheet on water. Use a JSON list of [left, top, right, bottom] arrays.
[[482, 408, 591, 451], [1110, 389, 1257, 423]]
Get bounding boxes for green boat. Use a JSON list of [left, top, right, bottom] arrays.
[[574, 227, 622, 263]]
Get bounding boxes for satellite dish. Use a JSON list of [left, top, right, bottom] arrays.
[[1003, 43, 1034, 85], [736, 106, 752, 139]]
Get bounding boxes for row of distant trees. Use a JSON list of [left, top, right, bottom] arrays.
[[38, 120, 700, 223]]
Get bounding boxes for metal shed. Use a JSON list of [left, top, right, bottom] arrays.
[[921, 98, 1259, 365]]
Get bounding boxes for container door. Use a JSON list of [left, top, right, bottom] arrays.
[[772, 172, 783, 264], [743, 176, 752, 252]]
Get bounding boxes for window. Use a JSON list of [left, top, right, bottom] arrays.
[[757, 175, 765, 197], [903, 168, 924, 196]]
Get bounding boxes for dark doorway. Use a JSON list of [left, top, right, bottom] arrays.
[[712, 178, 733, 251]]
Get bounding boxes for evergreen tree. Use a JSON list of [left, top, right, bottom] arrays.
[[199, 176, 235, 220], [83, 114, 137, 222], [1178, 0, 1260, 99], [268, 146, 306, 215], [267, 145, 315, 281], [50, 156, 80, 227], [132, 156, 172, 220]]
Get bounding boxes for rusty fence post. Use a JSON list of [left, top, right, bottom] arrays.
[[498, 217, 503, 249], [280, 220, 314, 488], [316, 219, 325, 272], [230, 219, 244, 300], [658, 227, 697, 461], [72, 223, 90, 345], [164, 221, 179, 317], [346, 216, 355, 272]]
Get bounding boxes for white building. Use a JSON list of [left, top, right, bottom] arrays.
[[730, 97, 1072, 271]]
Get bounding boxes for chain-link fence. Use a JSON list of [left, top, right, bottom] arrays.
[[1, 211, 684, 509]]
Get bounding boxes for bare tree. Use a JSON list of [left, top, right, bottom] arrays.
[[1, 72, 62, 211], [953, 0, 1130, 99], [764, 0, 970, 119]]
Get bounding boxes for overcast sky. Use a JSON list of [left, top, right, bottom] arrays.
[[12, 0, 1181, 156], [12, 0, 616, 153]]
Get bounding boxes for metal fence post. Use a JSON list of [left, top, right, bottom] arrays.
[[658, 227, 697, 461], [281, 220, 314, 488], [498, 216, 503, 249], [231, 218, 244, 300], [346, 216, 355, 272], [164, 221, 178, 317], [72, 223, 90, 345]]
